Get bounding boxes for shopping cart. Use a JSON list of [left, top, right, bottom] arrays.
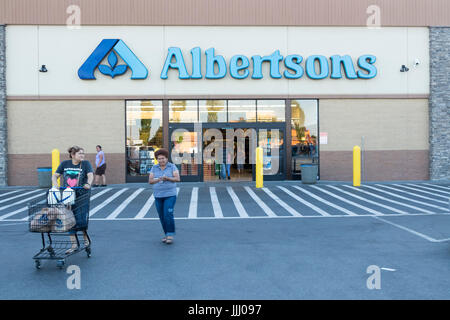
[[28, 187, 92, 269]]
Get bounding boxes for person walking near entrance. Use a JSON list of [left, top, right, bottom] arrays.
[[94, 145, 107, 187], [148, 148, 180, 244]]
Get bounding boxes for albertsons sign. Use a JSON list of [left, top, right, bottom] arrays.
[[79, 39, 377, 81]]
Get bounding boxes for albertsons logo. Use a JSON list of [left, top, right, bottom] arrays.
[[78, 39, 148, 80]]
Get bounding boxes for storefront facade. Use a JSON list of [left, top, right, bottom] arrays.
[[1, 1, 449, 186]]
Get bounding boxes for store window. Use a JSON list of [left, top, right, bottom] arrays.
[[169, 100, 198, 123], [228, 100, 256, 122], [199, 100, 227, 122], [126, 100, 163, 179], [291, 100, 318, 176], [257, 100, 285, 122]]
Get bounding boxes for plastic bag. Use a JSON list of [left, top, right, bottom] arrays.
[[47, 187, 61, 205], [61, 188, 76, 205]]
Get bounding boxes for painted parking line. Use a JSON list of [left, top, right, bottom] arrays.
[[0, 206, 28, 221], [244, 186, 277, 217], [343, 185, 435, 214], [89, 188, 129, 217], [0, 190, 22, 199], [0, 189, 41, 205], [0, 191, 46, 216], [422, 183, 450, 191], [291, 186, 357, 216], [392, 184, 449, 202], [278, 186, 331, 216], [188, 187, 199, 219], [106, 188, 145, 219], [134, 194, 155, 219], [365, 185, 448, 211], [327, 186, 409, 214], [90, 188, 112, 200], [373, 216, 450, 243], [227, 187, 249, 218], [210, 187, 223, 218], [310, 185, 385, 216], [408, 183, 450, 195], [262, 187, 302, 217]]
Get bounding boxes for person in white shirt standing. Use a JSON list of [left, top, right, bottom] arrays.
[[93, 145, 107, 187]]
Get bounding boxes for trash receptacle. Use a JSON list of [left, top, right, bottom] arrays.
[[37, 167, 52, 188], [301, 164, 318, 184]]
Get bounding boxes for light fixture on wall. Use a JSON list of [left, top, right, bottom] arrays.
[[39, 65, 48, 72], [400, 65, 409, 72]]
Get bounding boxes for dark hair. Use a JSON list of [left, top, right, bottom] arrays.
[[96, 145, 102, 150], [68, 146, 84, 159], [154, 148, 169, 159]]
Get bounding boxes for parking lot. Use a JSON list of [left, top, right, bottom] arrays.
[[0, 181, 449, 299]]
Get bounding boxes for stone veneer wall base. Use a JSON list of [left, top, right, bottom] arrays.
[[0, 25, 7, 186], [430, 27, 450, 180]]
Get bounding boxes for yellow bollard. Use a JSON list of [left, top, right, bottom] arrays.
[[256, 147, 263, 188], [52, 149, 60, 187], [353, 146, 361, 187]]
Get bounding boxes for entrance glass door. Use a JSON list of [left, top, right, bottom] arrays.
[[202, 128, 254, 182], [168, 125, 201, 182]]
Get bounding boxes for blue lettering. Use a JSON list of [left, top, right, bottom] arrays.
[[284, 55, 304, 79], [330, 55, 357, 79], [160, 47, 190, 79], [357, 55, 377, 79], [230, 55, 250, 79], [190, 47, 202, 79], [205, 48, 227, 79], [252, 50, 283, 79], [306, 55, 329, 79]]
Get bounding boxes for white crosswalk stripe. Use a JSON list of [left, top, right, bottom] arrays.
[[91, 188, 112, 200], [327, 185, 408, 214], [210, 187, 223, 218], [134, 194, 155, 219], [227, 186, 249, 218], [89, 188, 129, 217], [392, 184, 449, 201], [244, 186, 277, 217], [0, 191, 45, 215], [408, 183, 450, 195], [0, 183, 448, 222], [310, 185, 385, 216], [106, 188, 145, 219], [343, 185, 435, 214], [188, 187, 199, 219], [422, 183, 450, 191], [0, 190, 22, 199], [262, 187, 302, 217], [291, 186, 357, 216], [365, 185, 448, 211], [278, 186, 330, 216], [382, 184, 449, 203], [0, 189, 41, 205]]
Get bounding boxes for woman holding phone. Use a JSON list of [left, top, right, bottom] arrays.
[[148, 148, 180, 244]]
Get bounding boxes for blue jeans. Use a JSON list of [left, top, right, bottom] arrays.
[[154, 196, 177, 236], [220, 164, 231, 179], [69, 189, 91, 235]]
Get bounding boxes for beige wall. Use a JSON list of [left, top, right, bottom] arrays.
[[7, 100, 126, 185], [319, 99, 429, 151], [7, 100, 125, 154], [318, 98, 429, 181]]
